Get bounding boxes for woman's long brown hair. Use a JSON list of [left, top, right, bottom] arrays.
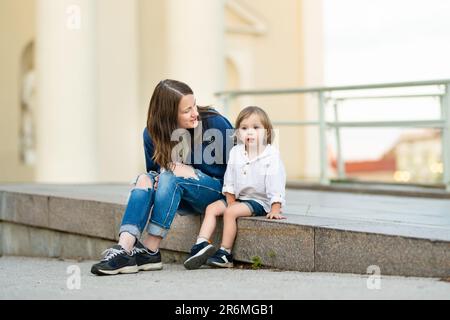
[[146, 79, 217, 170]]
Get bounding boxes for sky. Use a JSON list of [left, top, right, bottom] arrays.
[[323, 0, 450, 161]]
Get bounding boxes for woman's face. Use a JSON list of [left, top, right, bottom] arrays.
[[177, 94, 199, 129]]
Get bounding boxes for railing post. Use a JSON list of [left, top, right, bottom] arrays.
[[319, 91, 329, 185], [334, 99, 346, 180], [442, 84, 450, 192]]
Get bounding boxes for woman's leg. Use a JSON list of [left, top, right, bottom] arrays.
[[176, 167, 225, 214], [143, 170, 180, 250], [145, 165, 223, 249], [119, 173, 156, 251], [221, 203, 252, 250], [91, 172, 157, 276], [142, 234, 162, 252], [198, 200, 226, 240], [143, 164, 201, 251]]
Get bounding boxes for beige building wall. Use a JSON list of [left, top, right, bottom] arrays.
[[224, 0, 323, 180], [138, 0, 226, 173], [1, 0, 323, 183], [138, 0, 168, 122], [0, 0, 36, 182]]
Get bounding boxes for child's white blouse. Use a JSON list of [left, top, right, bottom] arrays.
[[222, 144, 286, 213]]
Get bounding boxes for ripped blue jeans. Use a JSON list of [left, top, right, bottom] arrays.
[[119, 168, 224, 239]]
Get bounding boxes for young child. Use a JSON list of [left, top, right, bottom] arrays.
[[184, 106, 286, 269]]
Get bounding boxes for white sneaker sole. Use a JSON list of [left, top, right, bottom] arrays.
[[138, 262, 163, 271], [208, 261, 234, 268], [97, 265, 139, 275]]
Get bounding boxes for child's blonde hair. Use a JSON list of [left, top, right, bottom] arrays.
[[235, 106, 274, 144]]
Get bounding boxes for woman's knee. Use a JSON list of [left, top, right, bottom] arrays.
[[156, 170, 177, 188], [134, 174, 153, 190], [172, 164, 198, 179]]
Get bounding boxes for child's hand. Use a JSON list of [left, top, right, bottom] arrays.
[[266, 211, 286, 220], [225, 192, 236, 206]]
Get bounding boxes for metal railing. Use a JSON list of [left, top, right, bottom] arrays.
[[216, 79, 450, 191]]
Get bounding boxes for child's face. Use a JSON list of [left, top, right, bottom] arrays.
[[238, 113, 266, 148]]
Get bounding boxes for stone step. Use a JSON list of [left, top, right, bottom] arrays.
[[0, 184, 449, 278]]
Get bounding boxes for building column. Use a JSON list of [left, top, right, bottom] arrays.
[[97, 0, 140, 182], [35, 0, 97, 182], [165, 0, 225, 106]]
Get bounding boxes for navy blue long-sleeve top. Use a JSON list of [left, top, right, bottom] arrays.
[[143, 112, 234, 181]]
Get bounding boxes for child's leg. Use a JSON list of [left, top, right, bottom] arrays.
[[198, 200, 227, 241], [221, 203, 252, 250], [183, 200, 226, 270]]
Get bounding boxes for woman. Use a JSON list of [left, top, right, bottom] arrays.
[[91, 79, 233, 275]]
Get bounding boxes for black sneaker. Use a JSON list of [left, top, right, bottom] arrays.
[[91, 245, 138, 276], [133, 240, 163, 271], [206, 249, 234, 268], [183, 241, 216, 270]]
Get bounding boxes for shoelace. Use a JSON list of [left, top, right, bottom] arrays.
[[133, 247, 159, 255], [132, 247, 147, 255], [101, 247, 125, 261]]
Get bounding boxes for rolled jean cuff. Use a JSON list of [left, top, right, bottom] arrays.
[[147, 222, 169, 239], [119, 224, 141, 240]]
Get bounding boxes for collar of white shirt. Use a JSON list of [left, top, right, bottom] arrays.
[[238, 143, 274, 162]]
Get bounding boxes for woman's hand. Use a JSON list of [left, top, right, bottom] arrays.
[[266, 211, 286, 220]]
